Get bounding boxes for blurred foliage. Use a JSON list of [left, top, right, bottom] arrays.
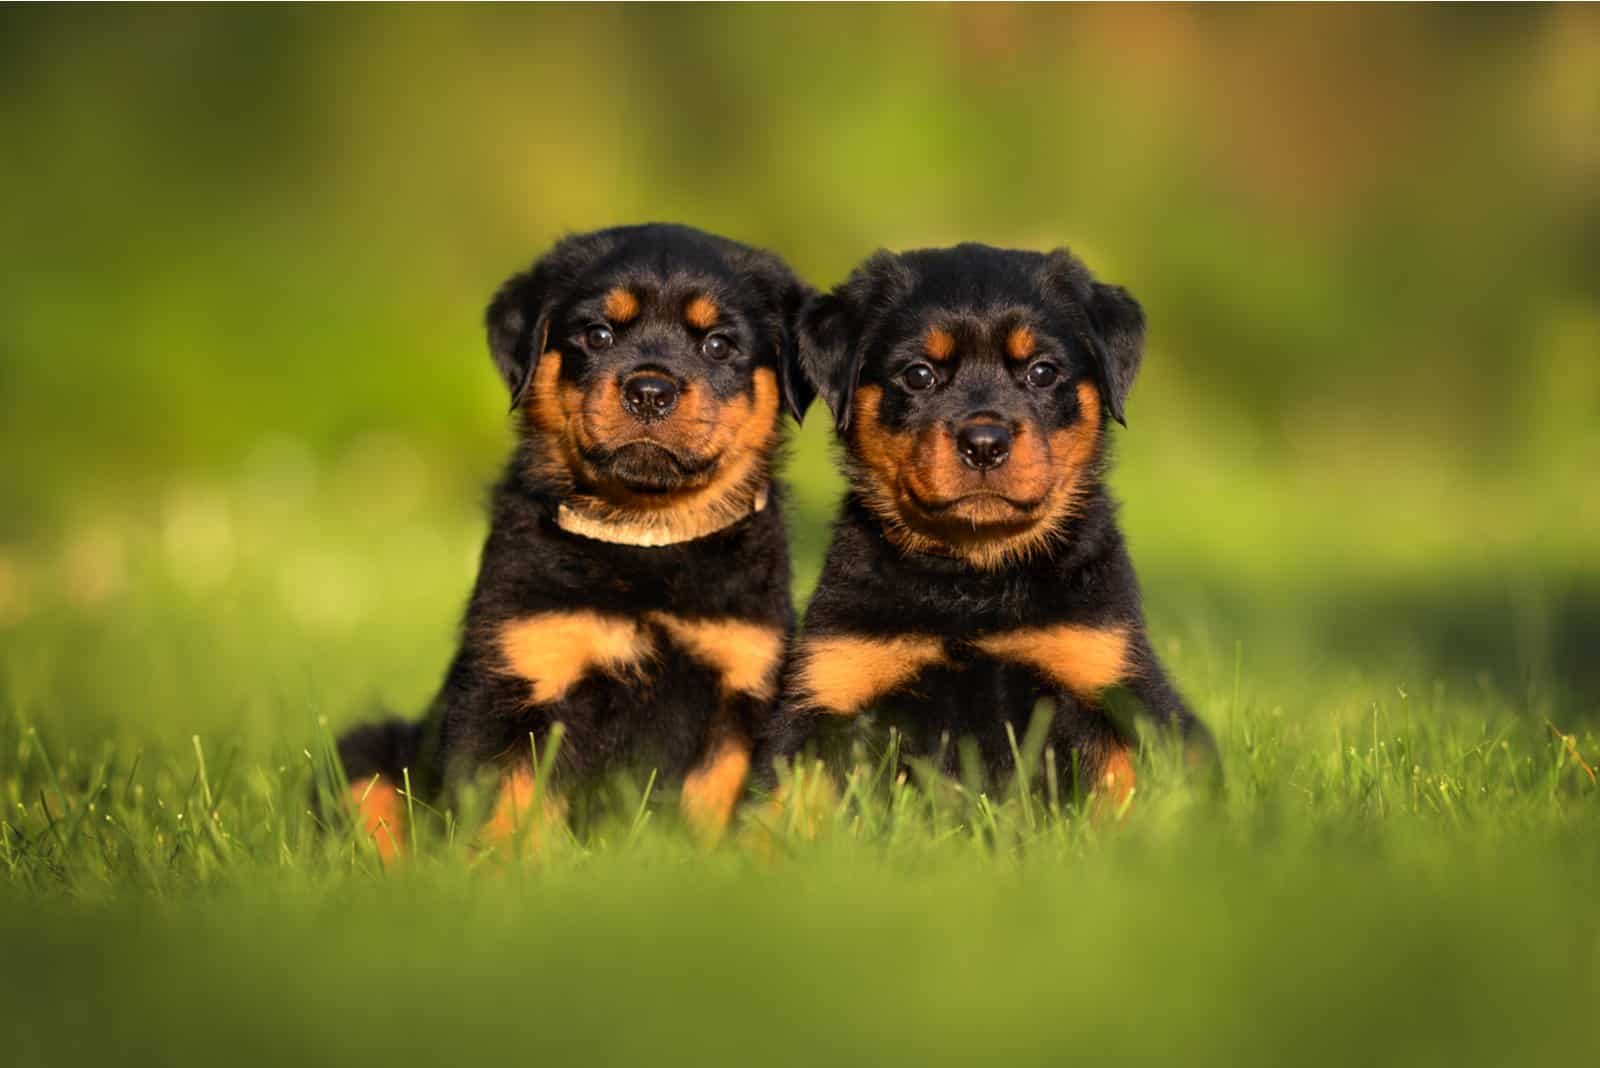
[[3, 6, 1597, 521], [0, 6, 1595, 689]]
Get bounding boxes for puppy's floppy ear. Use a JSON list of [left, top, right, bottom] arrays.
[[796, 291, 857, 431], [727, 246, 817, 423], [486, 267, 551, 411], [1083, 282, 1145, 428], [798, 250, 913, 433], [776, 277, 817, 423], [1040, 249, 1146, 427]]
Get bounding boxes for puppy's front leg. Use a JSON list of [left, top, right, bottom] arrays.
[[480, 762, 567, 853], [649, 613, 785, 840], [972, 621, 1141, 805], [680, 703, 754, 841], [754, 629, 951, 799]]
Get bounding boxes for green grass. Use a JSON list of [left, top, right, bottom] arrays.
[[1, 433, 1596, 1067]]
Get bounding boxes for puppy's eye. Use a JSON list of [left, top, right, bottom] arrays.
[[1024, 361, 1059, 389], [585, 325, 615, 350], [902, 363, 937, 392], [700, 335, 735, 362]]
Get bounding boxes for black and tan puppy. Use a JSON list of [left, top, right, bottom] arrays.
[[763, 244, 1212, 804], [337, 224, 810, 856]]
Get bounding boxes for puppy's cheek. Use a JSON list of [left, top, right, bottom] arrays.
[[527, 353, 568, 437], [704, 366, 781, 469], [527, 352, 587, 477], [578, 377, 632, 452], [849, 385, 915, 509], [1038, 381, 1104, 512]]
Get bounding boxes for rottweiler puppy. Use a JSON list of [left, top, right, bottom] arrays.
[[762, 244, 1213, 804], [337, 224, 811, 857]]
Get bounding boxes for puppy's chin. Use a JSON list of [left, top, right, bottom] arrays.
[[893, 487, 1058, 553], [589, 441, 715, 497]]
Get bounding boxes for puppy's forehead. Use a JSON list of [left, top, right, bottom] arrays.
[[889, 247, 1086, 357], [579, 266, 738, 323], [909, 307, 1045, 369], [900, 245, 1052, 306]]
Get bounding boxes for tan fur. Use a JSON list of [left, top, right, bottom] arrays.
[[685, 294, 719, 330], [602, 287, 639, 323], [1097, 746, 1137, 806], [793, 634, 947, 715], [923, 326, 956, 361], [563, 367, 781, 541], [972, 623, 1131, 699], [850, 381, 1104, 570], [650, 614, 784, 700], [347, 778, 405, 863], [743, 761, 840, 851], [481, 766, 566, 849], [1005, 324, 1036, 361], [496, 612, 653, 705], [680, 729, 752, 840], [528, 347, 782, 545]]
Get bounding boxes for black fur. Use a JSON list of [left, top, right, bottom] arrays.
[[337, 224, 811, 831], [760, 243, 1213, 793]]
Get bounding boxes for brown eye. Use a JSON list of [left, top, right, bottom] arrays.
[[700, 335, 734, 361], [585, 325, 615, 350], [902, 363, 936, 392], [1025, 361, 1059, 389]]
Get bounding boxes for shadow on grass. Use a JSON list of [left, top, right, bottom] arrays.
[[1150, 566, 1600, 717]]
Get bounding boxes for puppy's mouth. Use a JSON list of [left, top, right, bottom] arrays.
[[903, 487, 1049, 528], [582, 440, 719, 494]]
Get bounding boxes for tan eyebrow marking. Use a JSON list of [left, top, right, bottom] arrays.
[[923, 326, 955, 361], [1005, 325, 1036, 361], [602, 288, 639, 323], [685, 294, 719, 330]]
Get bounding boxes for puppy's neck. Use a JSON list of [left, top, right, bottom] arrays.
[[554, 483, 770, 547]]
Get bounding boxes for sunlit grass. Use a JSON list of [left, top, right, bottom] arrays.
[[2, 451, 1596, 1066]]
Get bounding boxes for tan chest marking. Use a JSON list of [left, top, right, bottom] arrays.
[[972, 623, 1131, 700], [793, 634, 947, 715], [649, 613, 784, 700], [680, 729, 752, 841], [496, 611, 654, 705]]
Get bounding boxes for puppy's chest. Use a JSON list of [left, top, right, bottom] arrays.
[[795, 561, 1132, 722], [875, 656, 1051, 733], [492, 609, 785, 710], [485, 542, 787, 709], [794, 621, 1129, 714]]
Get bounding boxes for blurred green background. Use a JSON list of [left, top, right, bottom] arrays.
[[2, 9, 1598, 1065], [3, 4, 1595, 727]]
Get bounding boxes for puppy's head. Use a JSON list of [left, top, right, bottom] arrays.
[[798, 243, 1146, 569], [487, 225, 810, 519]]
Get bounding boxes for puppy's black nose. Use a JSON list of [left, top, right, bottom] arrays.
[[621, 373, 679, 421], [955, 422, 1012, 471]]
